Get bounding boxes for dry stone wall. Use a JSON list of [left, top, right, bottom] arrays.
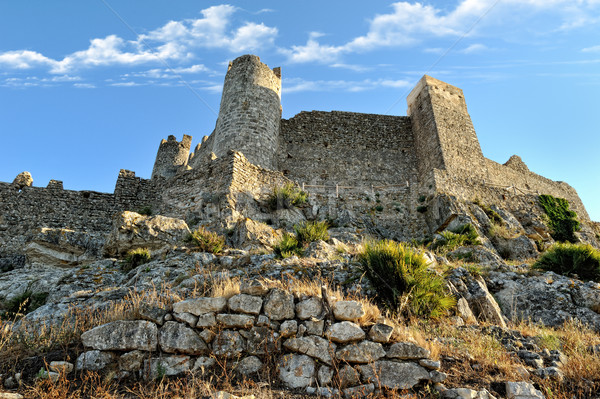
[[77, 285, 443, 396]]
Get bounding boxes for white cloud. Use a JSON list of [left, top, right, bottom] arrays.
[[74, 83, 96, 89], [582, 45, 600, 52], [460, 43, 489, 54], [284, 77, 411, 93], [0, 5, 277, 74]]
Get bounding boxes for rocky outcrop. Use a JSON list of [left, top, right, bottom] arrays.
[[25, 228, 104, 267]]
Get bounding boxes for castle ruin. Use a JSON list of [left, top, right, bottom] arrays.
[[0, 54, 594, 260]]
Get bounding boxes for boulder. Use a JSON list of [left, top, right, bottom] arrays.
[[505, 381, 544, 399], [368, 323, 394, 343], [304, 240, 336, 259], [332, 300, 365, 321], [336, 340, 386, 363], [283, 336, 336, 365], [278, 354, 315, 388], [358, 361, 430, 390], [296, 296, 323, 320], [173, 297, 227, 316], [213, 330, 245, 358], [387, 341, 430, 360], [228, 294, 263, 315], [12, 171, 33, 189], [263, 288, 295, 320], [235, 356, 263, 375], [103, 211, 190, 257], [81, 320, 157, 351], [492, 235, 538, 261], [158, 321, 208, 355], [326, 321, 365, 343], [338, 364, 361, 388]]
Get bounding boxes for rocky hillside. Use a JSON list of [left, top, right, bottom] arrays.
[[1, 192, 599, 399]]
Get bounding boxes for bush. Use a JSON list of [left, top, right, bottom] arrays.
[[430, 224, 480, 253], [186, 227, 225, 254], [538, 194, 580, 243], [358, 239, 456, 318], [124, 248, 151, 271], [533, 242, 600, 282], [267, 183, 308, 211], [273, 232, 303, 258], [1, 291, 49, 319], [137, 206, 153, 216], [294, 220, 329, 246]]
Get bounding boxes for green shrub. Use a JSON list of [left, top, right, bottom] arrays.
[[538, 194, 580, 243], [186, 227, 225, 254], [294, 220, 329, 246], [267, 183, 308, 211], [533, 242, 600, 282], [274, 232, 303, 258], [417, 205, 428, 213], [137, 206, 153, 216], [1, 291, 49, 319], [124, 247, 151, 271], [375, 205, 384, 212], [358, 239, 455, 318], [430, 224, 480, 253]]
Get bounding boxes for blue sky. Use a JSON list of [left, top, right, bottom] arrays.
[[1, 1, 599, 221]]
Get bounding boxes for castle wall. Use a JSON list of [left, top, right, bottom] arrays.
[[151, 135, 192, 179], [278, 111, 418, 187], [209, 55, 281, 170]]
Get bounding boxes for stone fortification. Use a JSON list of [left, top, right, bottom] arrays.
[[151, 134, 192, 180], [193, 54, 282, 170]]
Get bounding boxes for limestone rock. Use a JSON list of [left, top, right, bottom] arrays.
[[235, 356, 263, 375], [143, 355, 192, 379], [278, 354, 315, 389], [217, 313, 255, 329], [456, 297, 477, 325], [159, 321, 208, 355], [173, 297, 227, 316], [25, 228, 104, 267], [12, 171, 32, 189], [213, 330, 245, 358], [228, 294, 263, 315], [240, 280, 269, 296], [336, 340, 386, 363], [387, 341, 430, 360], [505, 381, 544, 399], [49, 361, 73, 374], [231, 218, 282, 250], [304, 240, 336, 259], [325, 321, 365, 343], [103, 211, 190, 257], [246, 326, 281, 356], [119, 350, 146, 372], [342, 383, 375, 399], [196, 313, 217, 328], [492, 235, 538, 261], [173, 312, 198, 327], [332, 300, 365, 321], [0, 393, 24, 399], [359, 361, 430, 390], [81, 320, 157, 351], [192, 356, 216, 374], [283, 336, 336, 365], [318, 365, 334, 386], [263, 288, 295, 320], [296, 296, 323, 320], [76, 350, 116, 371], [139, 304, 168, 326], [280, 319, 298, 337], [368, 323, 394, 343], [304, 319, 325, 336], [338, 364, 360, 388]]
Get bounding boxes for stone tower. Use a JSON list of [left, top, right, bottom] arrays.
[[151, 134, 192, 179], [210, 55, 282, 170], [407, 75, 487, 183]]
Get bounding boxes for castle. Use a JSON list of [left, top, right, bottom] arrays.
[[0, 54, 592, 260]]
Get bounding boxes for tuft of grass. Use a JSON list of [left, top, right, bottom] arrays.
[[1, 291, 49, 320], [186, 227, 225, 254], [533, 242, 600, 282], [267, 183, 308, 211], [357, 239, 456, 318], [124, 247, 151, 271], [430, 224, 480, 253], [538, 194, 580, 243], [273, 232, 303, 259], [294, 220, 329, 246], [137, 205, 153, 216]]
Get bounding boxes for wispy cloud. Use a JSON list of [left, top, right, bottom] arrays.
[[284, 77, 411, 93], [460, 43, 490, 54], [0, 5, 277, 74], [582, 45, 600, 53]]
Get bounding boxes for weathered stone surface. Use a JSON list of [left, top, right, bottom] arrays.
[[359, 361, 430, 390], [172, 312, 198, 327], [368, 323, 394, 343], [336, 340, 386, 363], [430, 370, 447, 383], [196, 313, 217, 328], [318, 365, 334, 386], [342, 383, 375, 399], [296, 296, 323, 320], [0, 393, 24, 399], [159, 321, 208, 355], [419, 358, 441, 370], [81, 320, 158, 351], [280, 319, 298, 337], [325, 321, 365, 343], [492, 235, 538, 261], [49, 361, 74, 374], [338, 364, 361, 388], [213, 330, 245, 358], [76, 350, 116, 371], [12, 171, 32, 189], [284, 336, 336, 365], [387, 341, 430, 360], [103, 211, 190, 257], [263, 288, 295, 320], [143, 355, 192, 379], [139, 304, 168, 326], [119, 350, 146, 372], [505, 381, 544, 399], [173, 297, 227, 316], [235, 356, 263, 375], [456, 297, 477, 325], [304, 319, 325, 336], [25, 228, 103, 267], [228, 294, 263, 315], [332, 300, 365, 321], [198, 329, 216, 344], [192, 356, 216, 374], [278, 354, 315, 389], [240, 280, 269, 296], [217, 313, 255, 329], [306, 387, 339, 398], [231, 218, 282, 250], [246, 326, 281, 356]]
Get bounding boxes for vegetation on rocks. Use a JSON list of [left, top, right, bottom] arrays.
[[186, 227, 225, 254], [273, 232, 303, 258], [533, 242, 600, 282], [538, 194, 580, 243], [0, 291, 49, 319], [358, 239, 456, 318], [124, 247, 151, 271], [266, 182, 307, 210], [273, 220, 329, 258], [430, 223, 480, 253]]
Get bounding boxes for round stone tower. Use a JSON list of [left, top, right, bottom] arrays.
[[211, 55, 281, 170], [151, 134, 192, 179]]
